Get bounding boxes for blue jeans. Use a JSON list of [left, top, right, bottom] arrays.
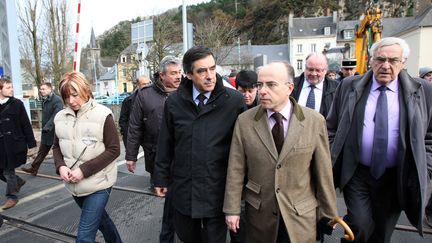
[[73, 187, 122, 243]]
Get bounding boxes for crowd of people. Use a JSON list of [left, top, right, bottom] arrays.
[[0, 37, 432, 243]]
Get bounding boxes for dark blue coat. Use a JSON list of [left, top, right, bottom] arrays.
[[327, 70, 432, 235], [41, 93, 63, 145], [0, 97, 37, 169], [154, 75, 246, 218]]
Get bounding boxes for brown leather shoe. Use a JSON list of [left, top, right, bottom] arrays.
[[16, 180, 26, 192], [2, 199, 18, 210], [21, 166, 37, 176]]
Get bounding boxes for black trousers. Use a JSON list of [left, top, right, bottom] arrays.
[[173, 209, 226, 243], [30, 144, 52, 170], [425, 189, 432, 218], [159, 187, 175, 243], [342, 164, 401, 243]]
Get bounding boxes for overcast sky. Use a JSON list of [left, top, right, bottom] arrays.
[[77, 0, 210, 46]]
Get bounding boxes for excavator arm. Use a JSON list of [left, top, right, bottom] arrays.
[[355, 1, 383, 74]]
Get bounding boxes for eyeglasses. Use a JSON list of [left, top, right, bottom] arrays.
[[305, 67, 326, 73], [373, 57, 403, 65], [256, 81, 291, 91]]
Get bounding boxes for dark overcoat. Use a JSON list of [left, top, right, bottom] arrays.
[[0, 97, 37, 169], [125, 81, 169, 174], [41, 93, 63, 145], [154, 75, 246, 218], [327, 69, 432, 235]]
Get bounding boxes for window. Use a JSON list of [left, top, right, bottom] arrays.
[[324, 27, 331, 35], [343, 30, 354, 40], [297, 44, 303, 53], [311, 44, 316, 53], [122, 69, 127, 77], [123, 83, 127, 92], [121, 56, 126, 63], [297, 59, 303, 70]]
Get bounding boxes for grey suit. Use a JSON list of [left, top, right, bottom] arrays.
[[327, 69, 432, 241]]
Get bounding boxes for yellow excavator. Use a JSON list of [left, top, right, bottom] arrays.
[[355, 0, 383, 74]]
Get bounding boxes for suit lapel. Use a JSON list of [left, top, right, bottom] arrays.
[[278, 111, 304, 163], [253, 107, 278, 161]]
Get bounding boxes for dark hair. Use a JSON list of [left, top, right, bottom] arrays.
[[40, 82, 53, 89], [0, 77, 12, 90], [183, 46, 214, 74], [236, 70, 257, 89]]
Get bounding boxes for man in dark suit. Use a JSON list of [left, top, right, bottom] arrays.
[[327, 37, 432, 243], [21, 82, 63, 176], [154, 46, 246, 243], [292, 53, 339, 118]]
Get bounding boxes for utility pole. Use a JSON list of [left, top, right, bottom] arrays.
[[182, 0, 188, 54], [236, 0, 240, 67]]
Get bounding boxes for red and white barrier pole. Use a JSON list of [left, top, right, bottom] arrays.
[[73, 0, 81, 71]]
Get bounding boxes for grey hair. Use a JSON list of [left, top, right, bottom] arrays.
[[270, 60, 295, 84], [370, 37, 410, 60], [159, 56, 181, 73]]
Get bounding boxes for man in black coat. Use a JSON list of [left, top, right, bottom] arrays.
[[291, 53, 339, 118], [118, 75, 152, 147], [327, 37, 432, 242], [22, 83, 63, 175], [0, 77, 36, 209], [154, 46, 246, 243], [125, 56, 182, 243]]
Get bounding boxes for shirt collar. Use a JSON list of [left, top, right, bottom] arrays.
[[266, 100, 292, 121], [372, 76, 399, 92], [303, 79, 324, 90], [192, 85, 211, 101]]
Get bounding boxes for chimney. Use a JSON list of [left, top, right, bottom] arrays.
[[289, 11, 294, 28], [333, 11, 338, 23]]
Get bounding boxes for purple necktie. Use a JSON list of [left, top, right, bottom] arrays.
[[370, 86, 388, 179]]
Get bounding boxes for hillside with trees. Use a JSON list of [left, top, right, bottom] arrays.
[[96, 0, 417, 60]]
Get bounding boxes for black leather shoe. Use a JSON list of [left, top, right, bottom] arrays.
[[21, 167, 38, 176]]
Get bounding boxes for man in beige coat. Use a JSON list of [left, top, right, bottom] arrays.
[[223, 61, 338, 243]]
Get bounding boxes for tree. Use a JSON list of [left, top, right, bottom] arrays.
[[18, 0, 44, 87], [18, 0, 73, 89], [194, 10, 238, 65], [44, 0, 72, 88], [145, 12, 182, 75]]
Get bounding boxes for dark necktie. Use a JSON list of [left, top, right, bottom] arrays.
[[370, 86, 388, 179], [197, 94, 206, 111], [271, 112, 284, 154], [306, 85, 316, 109]]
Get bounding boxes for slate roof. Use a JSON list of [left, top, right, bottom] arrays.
[[289, 16, 337, 38]]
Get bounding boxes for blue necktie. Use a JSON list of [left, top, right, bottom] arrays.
[[197, 94, 206, 111], [370, 86, 388, 179], [306, 85, 316, 109]]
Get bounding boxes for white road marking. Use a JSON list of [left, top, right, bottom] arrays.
[[0, 184, 65, 213], [116, 151, 144, 166]]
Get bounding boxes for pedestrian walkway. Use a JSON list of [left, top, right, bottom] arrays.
[[0, 129, 431, 242]]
